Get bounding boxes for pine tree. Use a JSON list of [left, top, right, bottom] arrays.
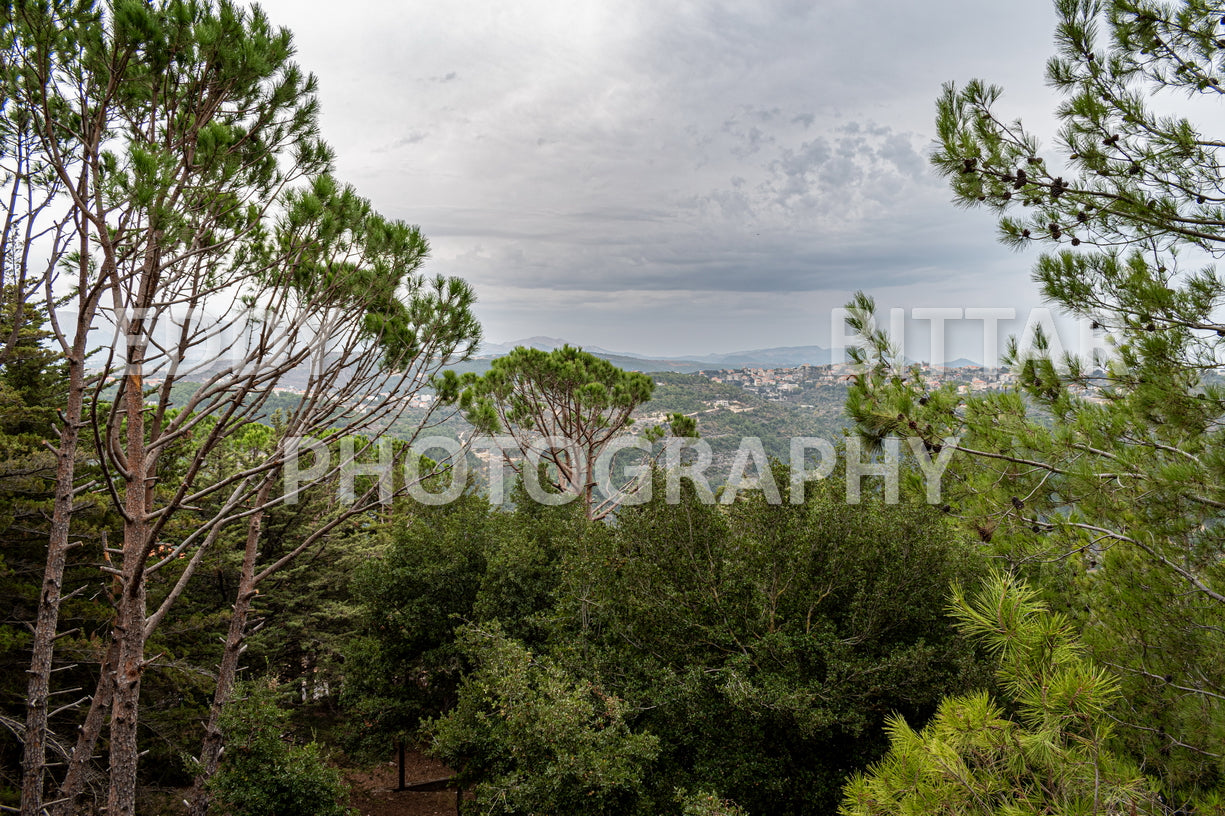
[[2, 3, 480, 814], [844, 0, 1225, 797], [841, 574, 1165, 816], [0, 296, 64, 801], [438, 345, 661, 519]]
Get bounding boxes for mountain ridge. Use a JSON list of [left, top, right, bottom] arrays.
[[476, 337, 838, 372], [475, 338, 987, 372]]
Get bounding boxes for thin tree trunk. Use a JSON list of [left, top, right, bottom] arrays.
[[51, 639, 118, 816], [188, 486, 271, 816], [106, 572, 147, 816], [20, 336, 88, 816], [20, 385, 81, 816], [18, 51, 110, 809], [54, 515, 228, 813], [107, 352, 151, 816]]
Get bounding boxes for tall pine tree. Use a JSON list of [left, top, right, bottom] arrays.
[[845, 0, 1225, 800]]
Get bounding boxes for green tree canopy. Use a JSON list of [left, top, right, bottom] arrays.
[[438, 345, 658, 518], [1, 1, 480, 813], [569, 470, 990, 816], [421, 469, 991, 816], [427, 622, 660, 816], [844, 0, 1225, 797], [206, 679, 354, 816]]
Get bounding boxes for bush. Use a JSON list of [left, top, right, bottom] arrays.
[[677, 789, 747, 816], [564, 470, 992, 815], [207, 679, 354, 816], [427, 622, 659, 815]]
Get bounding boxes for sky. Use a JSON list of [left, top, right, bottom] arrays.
[[253, 0, 1071, 361]]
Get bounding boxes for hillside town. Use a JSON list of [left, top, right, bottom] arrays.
[[700, 363, 1024, 401]]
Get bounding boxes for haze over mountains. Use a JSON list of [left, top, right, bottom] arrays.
[[476, 336, 835, 373], [476, 337, 983, 373]]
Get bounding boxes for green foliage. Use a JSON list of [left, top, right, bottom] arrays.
[[472, 481, 586, 646], [642, 373, 753, 415], [645, 373, 848, 473], [444, 344, 654, 438], [3, 0, 479, 811], [559, 470, 990, 815], [342, 486, 583, 756], [676, 789, 748, 816], [0, 296, 116, 800], [844, 0, 1225, 796], [0, 297, 64, 439], [933, 0, 1225, 257], [642, 411, 698, 443], [348, 463, 990, 815], [427, 622, 659, 816], [342, 493, 495, 753], [273, 175, 481, 369], [206, 679, 354, 816], [437, 346, 657, 516], [241, 530, 374, 708], [841, 573, 1164, 816]]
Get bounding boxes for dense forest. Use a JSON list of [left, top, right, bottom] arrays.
[[3, 1, 1225, 815]]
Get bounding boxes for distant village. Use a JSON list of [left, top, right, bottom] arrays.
[[699, 362, 1103, 401]]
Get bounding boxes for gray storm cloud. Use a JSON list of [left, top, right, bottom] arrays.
[[250, 0, 1061, 355]]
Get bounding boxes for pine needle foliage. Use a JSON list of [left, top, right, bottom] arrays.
[[844, 0, 1225, 792], [841, 573, 1165, 816]]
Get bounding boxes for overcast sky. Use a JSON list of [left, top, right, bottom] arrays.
[[254, 0, 1069, 360]]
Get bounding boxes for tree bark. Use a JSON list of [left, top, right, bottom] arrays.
[[19, 364, 83, 816], [51, 639, 118, 816], [20, 273, 98, 815], [188, 484, 271, 816], [105, 573, 147, 816], [106, 351, 152, 816]]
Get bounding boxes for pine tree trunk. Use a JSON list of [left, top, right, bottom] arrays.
[[51, 640, 118, 816], [188, 498, 269, 816], [106, 363, 150, 816], [105, 574, 147, 816], [20, 348, 86, 816]]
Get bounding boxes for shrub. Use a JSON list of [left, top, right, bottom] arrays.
[[207, 679, 354, 816]]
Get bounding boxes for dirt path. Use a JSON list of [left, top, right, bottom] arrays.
[[344, 750, 460, 816]]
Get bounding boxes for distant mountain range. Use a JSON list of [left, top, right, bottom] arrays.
[[473, 337, 836, 373], [472, 337, 985, 373], [113, 336, 986, 390]]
